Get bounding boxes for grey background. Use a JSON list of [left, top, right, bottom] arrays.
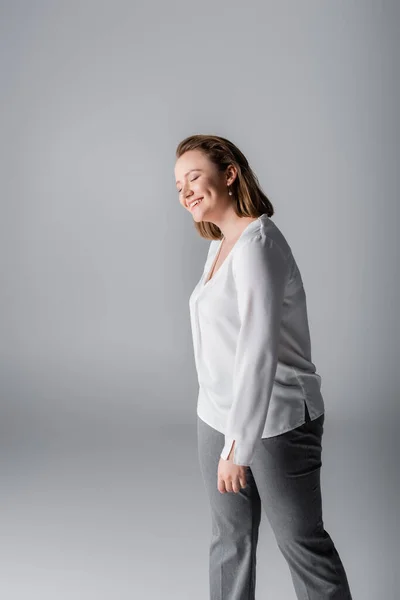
[[1, 1, 398, 598]]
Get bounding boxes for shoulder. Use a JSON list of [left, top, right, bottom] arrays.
[[230, 235, 291, 291], [231, 234, 292, 292], [232, 232, 291, 268]]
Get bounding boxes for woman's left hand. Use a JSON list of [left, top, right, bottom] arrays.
[[217, 443, 249, 493]]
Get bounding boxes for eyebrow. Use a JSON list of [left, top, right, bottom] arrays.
[[175, 169, 203, 185]]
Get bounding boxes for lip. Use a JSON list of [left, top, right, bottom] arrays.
[[188, 197, 203, 210]]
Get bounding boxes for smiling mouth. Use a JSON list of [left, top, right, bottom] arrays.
[[189, 198, 203, 210]]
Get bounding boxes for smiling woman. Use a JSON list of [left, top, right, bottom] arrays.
[[174, 133, 353, 600], [174, 136, 273, 239]]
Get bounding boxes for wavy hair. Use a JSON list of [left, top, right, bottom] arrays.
[[175, 134, 274, 239]]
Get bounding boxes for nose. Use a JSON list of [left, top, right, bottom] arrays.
[[184, 185, 194, 201]]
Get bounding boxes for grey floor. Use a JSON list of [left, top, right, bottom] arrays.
[[0, 393, 397, 600]]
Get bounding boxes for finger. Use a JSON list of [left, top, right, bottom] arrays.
[[217, 477, 227, 494], [225, 479, 234, 493], [240, 467, 248, 490], [234, 476, 244, 493], [228, 476, 236, 493]]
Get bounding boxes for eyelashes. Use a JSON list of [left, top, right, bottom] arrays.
[[178, 175, 199, 194]]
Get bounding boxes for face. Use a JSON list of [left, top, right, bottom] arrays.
[[174, 149, 236, 222]]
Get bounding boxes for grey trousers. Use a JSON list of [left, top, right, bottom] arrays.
[[197, 402, 353, 600]]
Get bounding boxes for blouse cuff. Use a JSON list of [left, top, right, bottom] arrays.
[[220, 436, 253, 466]]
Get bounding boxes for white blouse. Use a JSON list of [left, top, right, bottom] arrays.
[[189, 214, 325, 466]]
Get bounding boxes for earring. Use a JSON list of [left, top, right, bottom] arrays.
[[228, 185, 232, 196]]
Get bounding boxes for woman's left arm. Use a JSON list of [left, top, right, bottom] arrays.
[[220, 234, 290, 466]]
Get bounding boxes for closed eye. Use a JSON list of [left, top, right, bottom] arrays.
[[178, 175, 199, 193]]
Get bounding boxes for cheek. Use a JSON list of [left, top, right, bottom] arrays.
[[198, 178, 215, 193]]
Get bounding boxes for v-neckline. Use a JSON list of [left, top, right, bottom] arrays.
[[204, 236, 225, 286], [201, 215, 267, 289]]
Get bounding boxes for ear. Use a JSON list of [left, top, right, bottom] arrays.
[[226, 164, 238, 186]]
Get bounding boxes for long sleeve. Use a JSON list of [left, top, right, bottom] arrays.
[[220, 235, 290, 466]]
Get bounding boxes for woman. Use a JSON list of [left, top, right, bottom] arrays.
[[174, 134, 353, 600]]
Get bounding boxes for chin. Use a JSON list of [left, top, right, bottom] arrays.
[[193, 208, 205, 220]]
